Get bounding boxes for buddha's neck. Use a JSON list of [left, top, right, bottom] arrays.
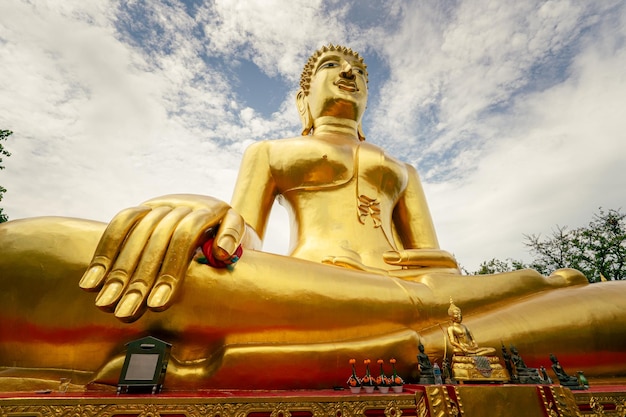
[[312, 116, 359, 140]]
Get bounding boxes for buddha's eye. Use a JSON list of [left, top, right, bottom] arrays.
[[319, 61, 339, 70], [353, 68, 365, 75]]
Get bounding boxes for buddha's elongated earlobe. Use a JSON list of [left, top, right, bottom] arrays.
[[358, 122, 366, 141], [296, 90, 313, 136]]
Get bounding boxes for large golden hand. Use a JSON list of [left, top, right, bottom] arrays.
[[78, 194, 248, 322]]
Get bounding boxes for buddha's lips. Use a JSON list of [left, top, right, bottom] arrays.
[[334, 80, 358, 92]]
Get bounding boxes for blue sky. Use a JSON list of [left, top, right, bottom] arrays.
[[1, 0, 625, 272]]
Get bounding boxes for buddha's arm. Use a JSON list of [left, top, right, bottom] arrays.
[[467, 328, 480, 347], [383, 164, 459, 271], [79, 142, 276, 323], [230, 140, 277, 241], [447, 326, 465, 352]]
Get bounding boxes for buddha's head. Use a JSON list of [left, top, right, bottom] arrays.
[[297, 44, 368, 140], [448, 298, 462, 323]]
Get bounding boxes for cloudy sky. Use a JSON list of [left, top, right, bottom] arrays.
[[1, 0, 625, 272]]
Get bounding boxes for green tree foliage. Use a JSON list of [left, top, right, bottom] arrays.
[[471, 208, 626, 282], [0, 129, 13, 223], [524, 208, 625, 282], [471, 257, 527, 275]]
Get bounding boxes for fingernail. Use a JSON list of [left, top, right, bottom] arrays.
[[147, 283, 172, 309], [95, 281, 123, 307], [216, 235, 236, 256], [79, 265, 105, 289], [115, 291, 142, 319], [386, 252, 401, 263]]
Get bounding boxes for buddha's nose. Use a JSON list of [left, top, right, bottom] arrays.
[[340, 62, 355, 80]]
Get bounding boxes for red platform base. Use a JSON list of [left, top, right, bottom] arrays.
[[0, 384, 625, 416]]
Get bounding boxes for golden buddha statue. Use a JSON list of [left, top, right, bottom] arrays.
[[1, 45, 625, 391], [446, 299, 508, 382], [447, 299, 495, 356]]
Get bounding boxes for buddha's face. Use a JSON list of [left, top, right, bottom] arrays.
[[450, 308, 462, 323], [306, 50, 368, 122]]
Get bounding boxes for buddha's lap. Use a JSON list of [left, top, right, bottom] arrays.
[[2, 219, 626, 382], [2, 218, 625, 340]]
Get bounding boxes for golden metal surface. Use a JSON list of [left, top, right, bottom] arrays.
[[423, 385, 586, 417], [458, 385, 575, 417], [1, 44, 626, 391]]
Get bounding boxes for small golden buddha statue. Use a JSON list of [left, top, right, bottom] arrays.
[[447, 299, 496, 356], [446, 299, 508, 382]]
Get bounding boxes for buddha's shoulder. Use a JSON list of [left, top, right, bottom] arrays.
[[246, 136, 343, 157], [359, 141, 407, 164]]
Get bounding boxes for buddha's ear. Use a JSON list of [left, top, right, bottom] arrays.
[[296, 89, 313, 136], [357, 122, 366, 141]]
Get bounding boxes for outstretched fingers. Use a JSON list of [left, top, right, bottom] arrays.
[[79, 206, 152, 291], [91, 205, 176, 311], [145, 205, 234, 313], [107, 206, 194, 321], [78, 194, 241, 323]]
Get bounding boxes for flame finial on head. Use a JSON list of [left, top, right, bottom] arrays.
[[448, 297, 461, 317]]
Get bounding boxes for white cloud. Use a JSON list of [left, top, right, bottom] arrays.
[[428, 3, 626, 270], [368, 1, 613, 168], [0, 1, 237, 221]]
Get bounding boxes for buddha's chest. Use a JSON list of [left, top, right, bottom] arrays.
[[269, 140, 407, 197], [450, 325, 470, 338], [270, 141, 353, 190]]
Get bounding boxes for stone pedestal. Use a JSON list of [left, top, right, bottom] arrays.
[[451, 355, 509, 383]]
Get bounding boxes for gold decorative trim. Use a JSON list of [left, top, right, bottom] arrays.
[[0, 393, 419, 417], [424, 385, 457, 417], [3, 387, 625, 417], [450, 355, 508, 382], [452, 386, 464, 416], [573, 390, 626, 417], [548, 386, 581, 417]]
